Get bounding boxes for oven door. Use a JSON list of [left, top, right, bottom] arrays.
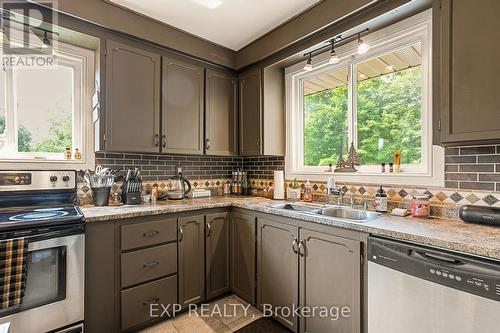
[[0, 226, 84, 333]]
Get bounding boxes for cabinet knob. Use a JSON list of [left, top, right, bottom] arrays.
[[143, 260, 160, 268], [206, 139, 211, 150], [292, 238, 298, 254], [206, 222, 212, 237], [162, 134, 166, 148], [178, 226, 184, 242], [154, 134, 159, 147], [143, 230, 159, 238], [298, 240, 305, 257]]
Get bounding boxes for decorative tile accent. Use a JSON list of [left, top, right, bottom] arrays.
[[450, 192, 464, 203], [483, 194, 499, 206]]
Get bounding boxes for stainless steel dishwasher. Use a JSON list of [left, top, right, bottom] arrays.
[[368, 236, 500, 333]]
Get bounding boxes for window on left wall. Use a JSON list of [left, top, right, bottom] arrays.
[[0, 41, 96, 167]]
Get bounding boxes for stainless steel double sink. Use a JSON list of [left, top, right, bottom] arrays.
[[270, 203, 381, 222]]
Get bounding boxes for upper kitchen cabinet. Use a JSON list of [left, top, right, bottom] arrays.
[[436, 0, 500, 145], [104, 40, 161, 153], [162, 56, 204, 154], [239, 68, 262, 156], [205, 69, 238, 155], [239, 67, 285, 156]]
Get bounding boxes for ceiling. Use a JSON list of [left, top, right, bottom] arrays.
[[107, 0, 321, 51], [304, 42, 422, 96]]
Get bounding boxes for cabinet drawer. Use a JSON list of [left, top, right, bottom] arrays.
[[121, 219, 177, 251], [121, 243, 177, 288], [121, 275, 177, 330]]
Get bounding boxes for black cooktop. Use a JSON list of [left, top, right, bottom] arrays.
[[0, 205, 84, 230]]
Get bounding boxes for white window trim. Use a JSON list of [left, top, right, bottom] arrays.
[[285, 9, 444, 187], [0, 39, 96, 170]]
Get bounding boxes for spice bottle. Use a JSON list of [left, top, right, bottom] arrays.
[[394, 151, 401, 173], [74, 148, 81, 160], [303, 179, 313, 203], [375, 185, 388, 213], [64, 147, 71, 160]]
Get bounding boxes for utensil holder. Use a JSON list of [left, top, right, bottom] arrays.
[[91, 187, 111, 206]]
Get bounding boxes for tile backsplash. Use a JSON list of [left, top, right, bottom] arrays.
[[96, 152, 243, 181], [445, 145, 500, 191]]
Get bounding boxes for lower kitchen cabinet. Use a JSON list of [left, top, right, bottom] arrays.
[[121, 275, 177, 330], [178, 215, 205, 307], [257, 218, 299, 331], [206, 213, 230, 300], [229, 212, 256, 304], [299, 229, 361, 333]]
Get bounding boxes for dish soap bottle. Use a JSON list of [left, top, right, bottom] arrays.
[[303, 179, 313, 203], [375, 185, 388, 213]]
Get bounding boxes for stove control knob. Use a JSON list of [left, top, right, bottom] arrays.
[[49, 175, 58, 183], [62, 175, 70, 183]]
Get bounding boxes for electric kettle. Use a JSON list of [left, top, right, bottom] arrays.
[[168, 167, 191, 200]]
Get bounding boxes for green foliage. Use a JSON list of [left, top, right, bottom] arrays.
[[30, 113, 72, 153], [304, 86, 348, 166], [0, 114, 33, 152], [303, 66, 422, 167], [0, 113, 72, 153]]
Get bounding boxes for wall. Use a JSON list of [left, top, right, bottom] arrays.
[[95, 152, 242, 181], [445, 145, 500, 191]]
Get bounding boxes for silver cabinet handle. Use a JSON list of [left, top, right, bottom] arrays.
[[143, 297, 160, 306], [206, 139, 211, 150], [162, 134, 166, 148], [256, 138, 260, 149], [206, 222, 211, 237], [143, 230, 159, 238], [298, 240, 305, 257], [143, 260, 160, 268], [292, 238, 298, 254], [154, 134, 159, 147], [178, 226, 184, 242]]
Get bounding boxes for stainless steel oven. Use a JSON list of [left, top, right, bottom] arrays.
[[0, 224, 84, 333], [0, 170, 85, 333]]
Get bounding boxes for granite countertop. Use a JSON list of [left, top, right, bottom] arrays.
[[80, 196, 500, 261]]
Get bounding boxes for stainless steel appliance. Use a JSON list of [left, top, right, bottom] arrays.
[[0, 170, 84, 333], [167, 167, 191, 200], [368, 236, 500, 333]]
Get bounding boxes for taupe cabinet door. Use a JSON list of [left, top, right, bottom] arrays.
[[299, 229, 361, 333], [257, 218, 299, 331], [239, 68, 262, 156], [437, 0, 500, 144], [205, 70, 238, 155], [230, 213, 256, 304], [205, 213, 230, 300], [178, 215, 205, 307], [105, 40, 161, 152], [162, 57, 204, 154]]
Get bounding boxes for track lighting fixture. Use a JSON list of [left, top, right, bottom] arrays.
[[328, 40, 340, 64], [41, 31, 50, 48], [357, 33, 370, 55], [303, 54, 313, 71]]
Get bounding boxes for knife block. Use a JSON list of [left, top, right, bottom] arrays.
[[121, 181, 142, 205]]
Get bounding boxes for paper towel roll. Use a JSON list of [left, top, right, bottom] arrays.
[[273, 170, 285, 200]]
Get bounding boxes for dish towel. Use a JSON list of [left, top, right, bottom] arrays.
[[0, 238, 28, 309]]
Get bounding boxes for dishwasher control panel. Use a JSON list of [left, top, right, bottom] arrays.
[[369, 236, 500, 302]]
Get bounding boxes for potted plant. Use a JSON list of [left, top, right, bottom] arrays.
[[287, 178, 301, 201]]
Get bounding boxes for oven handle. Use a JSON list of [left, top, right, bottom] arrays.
[[10, 225, 84, 242]]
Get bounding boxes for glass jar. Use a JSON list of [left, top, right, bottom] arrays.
[[411, 194, 430, 218]]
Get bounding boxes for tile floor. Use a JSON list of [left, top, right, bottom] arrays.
[[140, 295, 263, 333]]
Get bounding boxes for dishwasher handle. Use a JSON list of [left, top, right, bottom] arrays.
[[410, 250, 464, 266]]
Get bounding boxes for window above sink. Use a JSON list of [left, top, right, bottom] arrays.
[[285, 10, 444, 187]]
